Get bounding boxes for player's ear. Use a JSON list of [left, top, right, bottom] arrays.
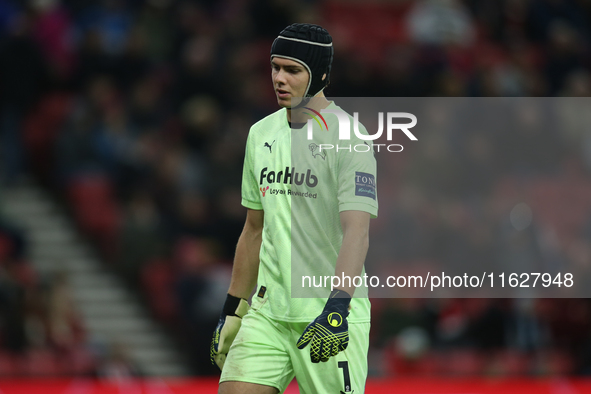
[[322, 73, 326, 81]]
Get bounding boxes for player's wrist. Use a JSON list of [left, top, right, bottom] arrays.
[[323, 289, 351, 317], [222, 294, 249, 317]]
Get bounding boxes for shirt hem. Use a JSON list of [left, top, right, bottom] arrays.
[[242, 199, 263, 210], [219, 376, 282, 392]]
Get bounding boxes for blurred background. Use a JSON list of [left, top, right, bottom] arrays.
[[0, 0, 590, 387]]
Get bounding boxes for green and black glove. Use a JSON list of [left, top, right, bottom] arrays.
[[297, 289, 351, 363], [210, 294, 249, 371]]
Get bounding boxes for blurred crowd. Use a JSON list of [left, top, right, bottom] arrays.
[[0, 221, 115, 376], [0, 0, 590, 377]]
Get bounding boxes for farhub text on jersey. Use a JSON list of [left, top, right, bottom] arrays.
[[259, 167, 318, 188]]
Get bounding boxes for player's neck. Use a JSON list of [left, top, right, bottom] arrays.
[[286, 92, 330, 124]]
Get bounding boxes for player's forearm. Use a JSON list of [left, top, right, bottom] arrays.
[[334, 212, 370, 297], [228, 219, 263, 300]]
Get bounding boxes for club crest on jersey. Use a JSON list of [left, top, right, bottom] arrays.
[[309, 143, 326, 160]]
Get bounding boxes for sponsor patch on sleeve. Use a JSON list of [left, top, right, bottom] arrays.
[[355, 172, 376, 200]]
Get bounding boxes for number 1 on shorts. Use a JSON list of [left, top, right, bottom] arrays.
[[338, 361, 351, 393]]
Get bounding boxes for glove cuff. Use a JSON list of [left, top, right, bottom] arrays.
[[324, 289, 351, 315], [223, 294, 249, 317]]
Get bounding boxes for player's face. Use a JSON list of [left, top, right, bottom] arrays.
[[271, 57, 309, 108]]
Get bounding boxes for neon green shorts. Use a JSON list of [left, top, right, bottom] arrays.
[[220, 308, 370, 394]]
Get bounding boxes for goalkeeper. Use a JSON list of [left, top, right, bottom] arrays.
[[211, 23, 378, 394]]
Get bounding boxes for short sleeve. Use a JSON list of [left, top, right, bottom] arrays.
[[336, 125, 379, 218], [241, 130, 263, 210]]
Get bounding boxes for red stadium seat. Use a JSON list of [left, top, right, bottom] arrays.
[[63, 346, 96, 375], [19, 349, 61, 376], [546, 350, 575, 376], [488, 350, 531, 376], [23, 93, 73, 180], [444, 350, 487, 376], [141, 259, 178, 322], [0, 352, 17, 376], [67, 176, 121, 256], [413, 351, 445, 376]]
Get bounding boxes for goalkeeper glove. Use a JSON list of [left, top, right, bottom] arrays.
[[210, 294, 249, 371], [297, 289, 351, 363]]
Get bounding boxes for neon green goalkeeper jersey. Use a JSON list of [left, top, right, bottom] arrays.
[[241, 101, 378, 323]]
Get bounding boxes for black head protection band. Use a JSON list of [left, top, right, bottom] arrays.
[[271, 23, 333, 98]]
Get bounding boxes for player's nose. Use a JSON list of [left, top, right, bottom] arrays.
[[274, 69, 288, 85]]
